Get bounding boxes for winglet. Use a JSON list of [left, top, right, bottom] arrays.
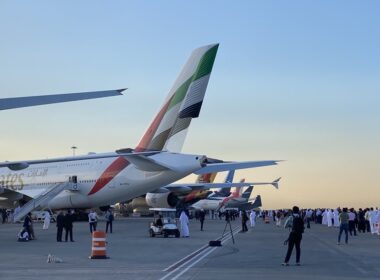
[[271, 177, 281, 189], [116, 88, 128, 94]]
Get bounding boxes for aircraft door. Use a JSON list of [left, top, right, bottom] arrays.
[[69, 175, 78, 191]]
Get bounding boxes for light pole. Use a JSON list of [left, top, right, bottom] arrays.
[[71, 146, 77, 156]]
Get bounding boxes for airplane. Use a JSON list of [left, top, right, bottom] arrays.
[[0, 89, 125, 110], [127, 172, 218, 213], [236, 195, 263, 211], [191, 177, 280, 211], [144, 170, 260, 209], [0, 44, 280, 221]]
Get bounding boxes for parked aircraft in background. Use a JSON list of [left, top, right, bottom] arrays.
[[144, 170, 262, 209], [191, 178, 280, 211], [237, 194, 263, 211], [128, 172, 218, 213], [129, 170, 273, 212], [0, 44, 280, 221]]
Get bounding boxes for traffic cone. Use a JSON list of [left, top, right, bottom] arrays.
[[89, 231, 109, 259]]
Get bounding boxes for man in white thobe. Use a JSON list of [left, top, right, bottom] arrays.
[[333, 209, 340, 227], [180, 211, 189, 237], [369, 208, 376, 234], [322, 210, 327, 225], [327, 209, 333, 227], [43, 211, 51, 230], [375, 210, 380, 235], [249, 211, 256, 228]]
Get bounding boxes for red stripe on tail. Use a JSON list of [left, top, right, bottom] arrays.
[[88, 156, 129, 195]]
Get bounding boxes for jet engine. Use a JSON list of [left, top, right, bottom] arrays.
[[145, 192, 179, 208]]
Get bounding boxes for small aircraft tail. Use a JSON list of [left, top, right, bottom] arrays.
[[229, 188, 239, 198], [196, 172, 217, 184], [241, 185, 253, 199], [231, 179, 246, 197], [249, 195, 262, 209], [135, 44, 219, 152]]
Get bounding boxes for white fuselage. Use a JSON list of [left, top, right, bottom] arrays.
[[0, 152, 205, 209], [191, 196, 248, 211], [191, 199, 222, 211]]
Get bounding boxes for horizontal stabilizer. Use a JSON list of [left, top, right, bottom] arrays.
[[0, 89, 125, 110], [194, 160, 279, 175], [124, 154, 172, 172]]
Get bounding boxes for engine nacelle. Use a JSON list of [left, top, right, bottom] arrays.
[[145, 192, 179, 208], [131, 197, 149, 209]]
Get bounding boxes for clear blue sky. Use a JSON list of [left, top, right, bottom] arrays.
[[1, 1, 379, 208]]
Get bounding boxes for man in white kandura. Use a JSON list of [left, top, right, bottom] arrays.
[[250, 211, 256, 228], [368, 208, 376, 234], [322, 210, 328, 225], [179, 211, 190, 238], [327, 209, 333, 227], [333, 209, 340, 227], [43, 211, 51, 230]]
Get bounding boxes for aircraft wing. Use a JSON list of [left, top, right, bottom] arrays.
[[194, 160, 280, 175], [165, 182, 258, 192], [0, 188, 27, 208], [0, 151, 160, 171], [0, 89, 125, 110]]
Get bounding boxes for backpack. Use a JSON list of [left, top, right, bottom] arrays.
[[292, 216, 305, 234], [284, 215, 293, 229]]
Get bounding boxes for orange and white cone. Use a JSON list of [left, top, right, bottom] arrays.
[[89, 231, 109, 259]]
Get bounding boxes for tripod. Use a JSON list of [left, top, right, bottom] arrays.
[[221, 217, 235, 244]]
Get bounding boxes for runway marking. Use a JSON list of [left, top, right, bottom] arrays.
[[162, 244, 209, 272], [169, 246, 218, 280], [159, 226, 240, 280]]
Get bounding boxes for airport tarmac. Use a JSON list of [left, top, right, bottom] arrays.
[[0, 217, 379, 280]]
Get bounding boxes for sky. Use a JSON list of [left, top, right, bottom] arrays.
[[1, 1, 379, 209]]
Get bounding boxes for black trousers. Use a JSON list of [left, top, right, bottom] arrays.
[[200, 219, 204, 231], [56, 226, 63, 241], [348, 221, 357, 236], [106, 221, 113, 233], [65, 227, 73, 241], [284, 233, 302, 263], [89, 222, 97, 233], [242, 221, 248, 232]]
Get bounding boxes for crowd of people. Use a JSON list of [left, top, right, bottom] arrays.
[[260, 207, 380, 236]]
